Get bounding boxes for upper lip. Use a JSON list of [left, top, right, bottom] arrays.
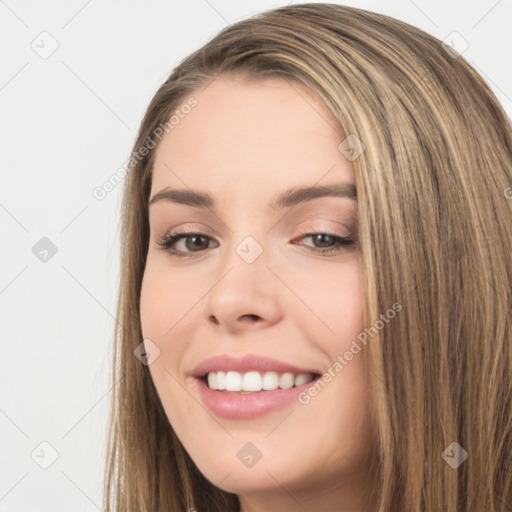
[[191, 354, 322, 378]]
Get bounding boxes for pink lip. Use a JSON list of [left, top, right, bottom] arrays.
[[194, 377, 320, 419], [191, 353, 320, 377], [190, 354, 321, 420]]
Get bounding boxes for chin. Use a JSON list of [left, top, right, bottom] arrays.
[[193, 454, 305, 495]]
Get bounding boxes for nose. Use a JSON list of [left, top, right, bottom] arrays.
[[202, 253, 283, 333]]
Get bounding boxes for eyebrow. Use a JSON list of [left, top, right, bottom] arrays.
[[149, 182, 357, 210]]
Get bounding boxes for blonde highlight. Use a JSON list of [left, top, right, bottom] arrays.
[[103, 4, 512, 510]]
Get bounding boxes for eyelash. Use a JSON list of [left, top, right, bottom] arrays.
[[155, 227, 357, 259]]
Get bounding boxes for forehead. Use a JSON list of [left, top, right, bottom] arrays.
[[151, 76, 353, 196]]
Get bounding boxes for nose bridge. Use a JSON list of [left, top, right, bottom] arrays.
[[218, 209, 271, 270], [212, 231, 269, 300], [202, 230, 282, 329]]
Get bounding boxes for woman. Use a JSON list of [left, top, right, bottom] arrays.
[[103, 3, 512, 511]]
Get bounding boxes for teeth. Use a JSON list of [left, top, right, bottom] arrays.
[[216, 371, 226, 390], [207, 372, 217, 390], [279, 372, 295, 389], [262, 371, 278, 390], [206, 371, 316, 392], [225, 371, 242, 391], [294, 373, 312, 386], [242, 371, 262, 391]]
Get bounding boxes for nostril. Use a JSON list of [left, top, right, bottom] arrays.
[[208, 315, 220, 325], [240, 314, 260, 322]]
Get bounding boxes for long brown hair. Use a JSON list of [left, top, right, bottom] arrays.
[[103, 3, 512, 510]]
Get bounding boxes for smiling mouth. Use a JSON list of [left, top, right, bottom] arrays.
[[202, 370, 320, 393]]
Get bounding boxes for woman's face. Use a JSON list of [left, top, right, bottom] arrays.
[[140, 76, 375, 510]]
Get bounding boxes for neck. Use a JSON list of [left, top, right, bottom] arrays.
[[237, 465, 376, 512]]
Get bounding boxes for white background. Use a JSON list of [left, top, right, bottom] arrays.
[[0, 1, 510, 510]]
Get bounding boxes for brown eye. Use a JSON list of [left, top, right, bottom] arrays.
[[183, 234, 210, 252], [156, 232, 217, 258]]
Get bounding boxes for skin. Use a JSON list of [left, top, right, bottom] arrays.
[[140, 76, 376, 511]]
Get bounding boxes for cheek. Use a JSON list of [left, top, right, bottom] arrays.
[[139, 260, 192, 394], [287, 257, 364, 345], [139, 256, 197, 341], [139, 265, 198, 426]]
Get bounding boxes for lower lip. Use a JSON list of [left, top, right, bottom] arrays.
[[195, 376, 319, 419]]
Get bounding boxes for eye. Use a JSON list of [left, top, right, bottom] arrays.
[[292, 229, 357, 255], [155, 228, 357, 259], [156, 230, 217, 258]]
